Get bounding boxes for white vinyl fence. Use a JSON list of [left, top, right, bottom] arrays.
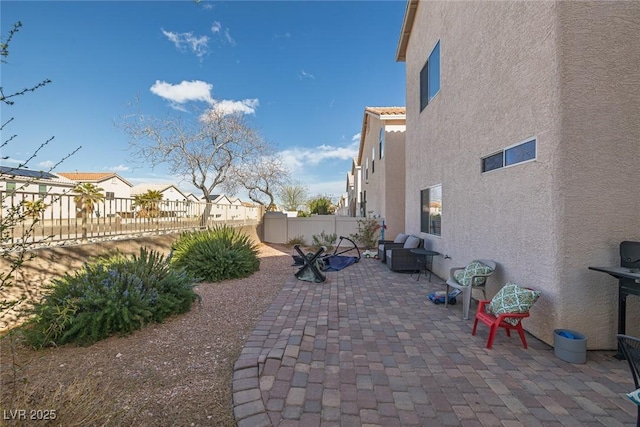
[[262, 212, 383, 247]]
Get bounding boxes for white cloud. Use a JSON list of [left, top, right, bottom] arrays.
[[279, 139, 359, 173], [107, 164, 130, 172], [300, 70, 315, 80], [150, 80, 215, 105], [210, 22, 235, 46], [223, 29, 236, 46], [161, 29, 209, 59], [150, 80, 259, 116], [37, 160, 55, 169], [351, 133, 361, 142], [212, 99, 259, 115]]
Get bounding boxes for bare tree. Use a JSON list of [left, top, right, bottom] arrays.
[[120, 107, 267, 225], [1, 21, 79, 325], [225, 154, 290, 210], [277, 181, 309, 212]]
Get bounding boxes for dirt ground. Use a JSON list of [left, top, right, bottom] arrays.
[[0, 243, 295, 427]]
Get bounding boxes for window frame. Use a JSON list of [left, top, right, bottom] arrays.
[[481, 137, 537, 173], [420, 40, 441, 112], [371, 146, 375, 174], [420, 184, 442, 236], [379, 128, 384, 159]]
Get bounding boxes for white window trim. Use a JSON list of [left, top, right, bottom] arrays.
[[481, 136, 537, 173]]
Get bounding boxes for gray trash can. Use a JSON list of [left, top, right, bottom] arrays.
[[553, 329, 587, 364]]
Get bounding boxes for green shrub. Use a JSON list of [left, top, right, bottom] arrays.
[[170, 225, 260, 282], [350, 218, 382, 249], [22, 248, 198, 348], [311, 231, 337, 252], [286, 235, 306, 247]]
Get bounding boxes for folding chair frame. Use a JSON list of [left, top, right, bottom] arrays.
[[293, 245, 326, 283]]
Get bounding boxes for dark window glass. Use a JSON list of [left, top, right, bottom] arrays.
[[420, 41, 441, 112], [482, 153, 504, 172], [420, 189, 430, 233], [505, 139, 536, 166], [420, 185, 442, 236], [428, 41, 440, 101], [420, 62, 429, 111]]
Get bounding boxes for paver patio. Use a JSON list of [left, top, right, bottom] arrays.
[[233, 256, 637, 426]]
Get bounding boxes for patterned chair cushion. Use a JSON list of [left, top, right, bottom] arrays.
[[393, 233, 409, 244], [628, 388, 640, 406], [453, 260, 493, 287], [403, 236, 421, 249], [487, 283, 541, 326]]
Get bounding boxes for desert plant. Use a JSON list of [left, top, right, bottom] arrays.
[[350, 218, 382, 249], [286, 235, 306, 247], [133, 189, 163, 218], [169, 225, 260, 282], [311, 231, 337, 252], [21, 248, 198, 348]]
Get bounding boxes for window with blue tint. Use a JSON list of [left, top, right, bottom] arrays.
[[505, 139, 536, 166], [428, 41, 440, 101], [481, 138, 536, 173], [379, 128, 384, 159], [420, 40, 441, 111]]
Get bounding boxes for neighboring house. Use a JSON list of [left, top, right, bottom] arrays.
[[0, 166, 77, 220], [58, 172, 133, 218], [396, 0, 640, 349], [205, 194, 239, 221], [347, 158, 362, 218], [130, 183, 192, 218], [335, 193, 349, 217], [357, 107, 406, 239], [241, 201, 261, 222], [57, 172, 132, 199]]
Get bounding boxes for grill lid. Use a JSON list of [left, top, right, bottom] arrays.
[[620, 241, 640, 268]]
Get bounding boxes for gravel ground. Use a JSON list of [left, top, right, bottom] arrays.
[[0, 243, 294, 427]]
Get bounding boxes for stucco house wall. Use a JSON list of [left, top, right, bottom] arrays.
[[357, 108, 406, 239], [383, 124, 407, 239], [399, 0, 639, 348]]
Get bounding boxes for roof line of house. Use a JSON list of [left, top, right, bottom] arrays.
[[357, 107, 407, 164], [396, 0, 419, 62]]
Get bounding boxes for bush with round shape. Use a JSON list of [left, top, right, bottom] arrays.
[[22, 248, 198, 348], [169, 226, 260, 282]]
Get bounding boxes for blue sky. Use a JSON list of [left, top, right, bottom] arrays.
[[1, 0, 406, 202]]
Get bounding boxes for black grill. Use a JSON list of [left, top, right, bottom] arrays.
[[621, 241, 640, 270]]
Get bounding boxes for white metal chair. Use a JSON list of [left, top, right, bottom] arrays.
[[445, 259, 496, 320], [617, 334, 640, 427]]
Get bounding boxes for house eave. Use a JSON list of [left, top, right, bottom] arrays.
[[396, 0, 419, 62]]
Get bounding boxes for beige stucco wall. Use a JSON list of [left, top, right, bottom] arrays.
[[403, 0, 639, 348], [383, 126, 407, 239], [360, 116, 406, 239]]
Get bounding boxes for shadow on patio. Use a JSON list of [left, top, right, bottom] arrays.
[[232, 256, 637, 426]]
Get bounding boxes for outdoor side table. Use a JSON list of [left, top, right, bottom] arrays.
[[410, 249, 439, 281]]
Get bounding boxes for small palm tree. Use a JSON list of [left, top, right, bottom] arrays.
[[22, 199, 47, 222], [133, 190, 163, 219], [73, 183, 104, 241]]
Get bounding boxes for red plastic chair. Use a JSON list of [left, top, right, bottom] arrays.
[[472, 300, 530, 349]]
